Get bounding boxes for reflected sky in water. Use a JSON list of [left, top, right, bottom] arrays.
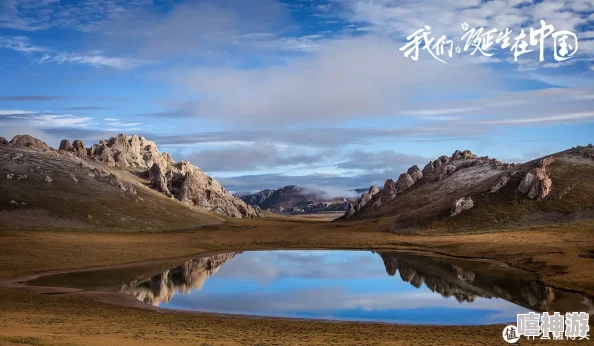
[[158, 250, 532, 325]]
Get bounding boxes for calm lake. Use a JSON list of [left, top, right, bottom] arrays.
[[27, 250, 593, 325]]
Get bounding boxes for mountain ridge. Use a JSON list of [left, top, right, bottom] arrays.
[[239, 185, 348, 214]]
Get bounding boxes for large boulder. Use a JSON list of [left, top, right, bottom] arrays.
[[451, 197, 474, 216], [490, 174, 512, 193], [517, 157, 553, 200], [9, 135, 51, 151], [395, 173, 415, 193]]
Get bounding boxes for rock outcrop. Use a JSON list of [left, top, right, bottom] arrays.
[[80, 134, 168, 169], [395, 173, 415, 193], [340, 149, 513, 220], [55, 134, 259, 218], [450, 197, 474, 216], [148, 160, 260, 218], [0, 136, 9, 145], [380, 179, 397, 204], [490, 174, 512, 193], [8, 135, 51, 151], [517, 157, 553, 200], [72, 140, 87, 158], [407, 165, 423, 182], [59, 139, 73, 152]]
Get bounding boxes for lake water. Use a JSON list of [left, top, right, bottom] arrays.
[[27, 250, 593, 325]]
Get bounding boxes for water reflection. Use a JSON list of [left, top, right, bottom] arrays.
[[112, 250, 592, 324], [119, 253, 238, 306]]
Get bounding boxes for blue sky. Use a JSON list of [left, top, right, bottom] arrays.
[[1, 0, 593, 193]]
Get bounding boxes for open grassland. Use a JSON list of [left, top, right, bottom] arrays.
[[1, 217, 593, 345]]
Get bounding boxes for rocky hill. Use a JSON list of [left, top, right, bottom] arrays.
[[341, 145, 594, 232], [239, 185, 348, 214], [0, 134, 259, 231]]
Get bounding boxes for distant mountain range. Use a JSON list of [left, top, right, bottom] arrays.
[[238, 185, 350, 214]]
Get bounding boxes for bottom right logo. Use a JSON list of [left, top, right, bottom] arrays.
[[503, 312, 590, 343]]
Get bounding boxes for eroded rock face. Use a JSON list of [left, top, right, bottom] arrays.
[[450, 197, 474, 216], [439, 164, 457, 180], [0, 137, 8, 145], [59, 139, 73, 152], [395, 173, 415, 193], [490, 174, 513, 193], [517, 157, 553, 200], [407, 165, 423, 182], [84, 134, 169, 169], [149, 160, 260, 219], [9, 135, 51, 151], [380, 179, 397, 203], [72, 140, 87, 158]]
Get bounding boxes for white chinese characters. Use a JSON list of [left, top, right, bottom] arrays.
[[400, 20, 579, 64], [503, 312, 590, 342]]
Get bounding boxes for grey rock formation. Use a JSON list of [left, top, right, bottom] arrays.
[[9, 135, 51, 151], [490, 174, 512, 193], [517, 157, 553, 200], [439, 164, 457, 180], [72, 140, 87, 158], [49, 133, 260, 219], [149, 160, 260, 218], [44, 175, 53, 183], [395, 173, 415, 193], [59, 139, 73, 152], [84, 134, 168, 169], [407, 165, 423, 182], [0, 137, 7, 145], [380, 179, 397, 204], [359, 186, 380, 209], [451, 150, 478, 160], [450, 197, 474, 216], [344, 200, 356, 218]]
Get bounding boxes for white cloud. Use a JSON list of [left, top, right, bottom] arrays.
[[0, 35, 47, 53], [0, 110, 36, 115], [482, 111, 594, 124], [39, 52, 153, 69], [173, 36, 497, 126], [25, 114, 94, 128], [105, 120, 143, 127]]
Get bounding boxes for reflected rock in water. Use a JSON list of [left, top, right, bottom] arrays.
[[377, 252, 590, 314], [120, 252, 237, 306]]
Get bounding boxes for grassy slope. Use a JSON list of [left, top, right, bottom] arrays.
[[0, 146, 223, 231], [348, 147, 594, 233]]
